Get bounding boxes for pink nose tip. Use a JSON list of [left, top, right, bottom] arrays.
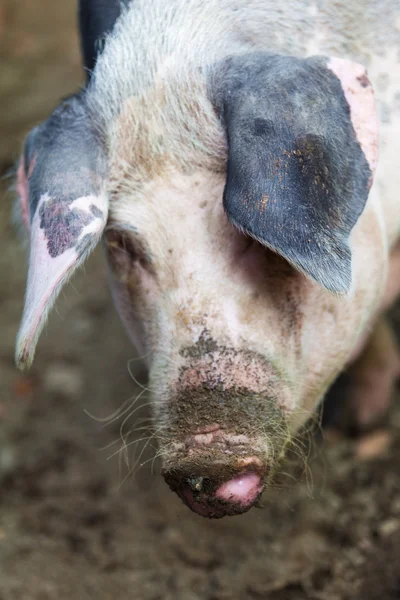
[[165, 468, 264, 519], [215, 472, 262, 504]]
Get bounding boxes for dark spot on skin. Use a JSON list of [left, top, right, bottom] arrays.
[[180, 329, 219, 359], [357, 74, 370, 88], [200, 201, 208, 208], [39, 198, 96, 258]]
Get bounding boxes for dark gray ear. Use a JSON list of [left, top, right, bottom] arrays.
[[212, 53, 377, 294], [79, 0, 127, 77]]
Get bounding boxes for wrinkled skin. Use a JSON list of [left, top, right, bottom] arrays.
[[15, 0, 400, 517]]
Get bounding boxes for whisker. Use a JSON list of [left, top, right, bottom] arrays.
[[131, 449, 165, 474], [106, 433, 156, 461], [106, 388, 150, 429], [135, 445, 172, 471], [119, 399, 154, 439], [275, 470, 300, 485], [99, 429, 161, 456], [150, 452, 160, 475], [99, 437, 126, 452], [127, 350, 152, 364], [83, 394, 142, 424], [118, 435, 167, 489], [128, 426, 166, 473]]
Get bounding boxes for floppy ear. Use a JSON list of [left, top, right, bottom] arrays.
[[15, 94, 108, 369], [213, 53, 378, 294]]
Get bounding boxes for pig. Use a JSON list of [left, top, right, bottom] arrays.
[[14, 0, 400, 518]]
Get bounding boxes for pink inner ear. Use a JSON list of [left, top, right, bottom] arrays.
[[16, 224, 78, 369], [15, 191, 108, 370], [16, 156, 31, 233], [327, 57, 379, 179]]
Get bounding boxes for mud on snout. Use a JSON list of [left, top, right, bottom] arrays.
[[157, 344, 292, 519]]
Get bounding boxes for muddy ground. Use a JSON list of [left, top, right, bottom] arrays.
[[0, 2, 400, 599]]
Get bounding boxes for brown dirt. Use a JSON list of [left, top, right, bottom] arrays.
[[1, 2, 400, 599]]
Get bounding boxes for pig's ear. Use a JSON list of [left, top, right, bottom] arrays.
[[79, 0, 125, 77], [214, 53, 378, 294], [15, 94, 108, 369]]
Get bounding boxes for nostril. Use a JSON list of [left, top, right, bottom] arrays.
[[186, 476, 210, 493]]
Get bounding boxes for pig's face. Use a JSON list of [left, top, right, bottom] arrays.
[[103, 165, 384, 518], [105, 170, 297, 516], [15, 52, 380, 518]]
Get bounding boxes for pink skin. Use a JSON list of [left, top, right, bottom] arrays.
[[181, 489, 216, 518], [327, 58, 379, 176], [16, 195, 80, 368], [215, 472, 263, 504], [16, 157, 31, 234], [190, 428, 255, 449]]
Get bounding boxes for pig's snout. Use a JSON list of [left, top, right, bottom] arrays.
[[164, 461, 265, 518], [159, 344, 289, 517], [162, 433, 266, 518]]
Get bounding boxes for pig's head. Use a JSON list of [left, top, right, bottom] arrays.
[[15, 41, 379, 517]]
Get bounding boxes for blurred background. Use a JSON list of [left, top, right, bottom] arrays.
[[0, 2, 399, 599]]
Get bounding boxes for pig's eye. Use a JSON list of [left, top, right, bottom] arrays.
[[105, 230, 139, 271], [105, 230, 153, 274], [106, 230, 136, 257]]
